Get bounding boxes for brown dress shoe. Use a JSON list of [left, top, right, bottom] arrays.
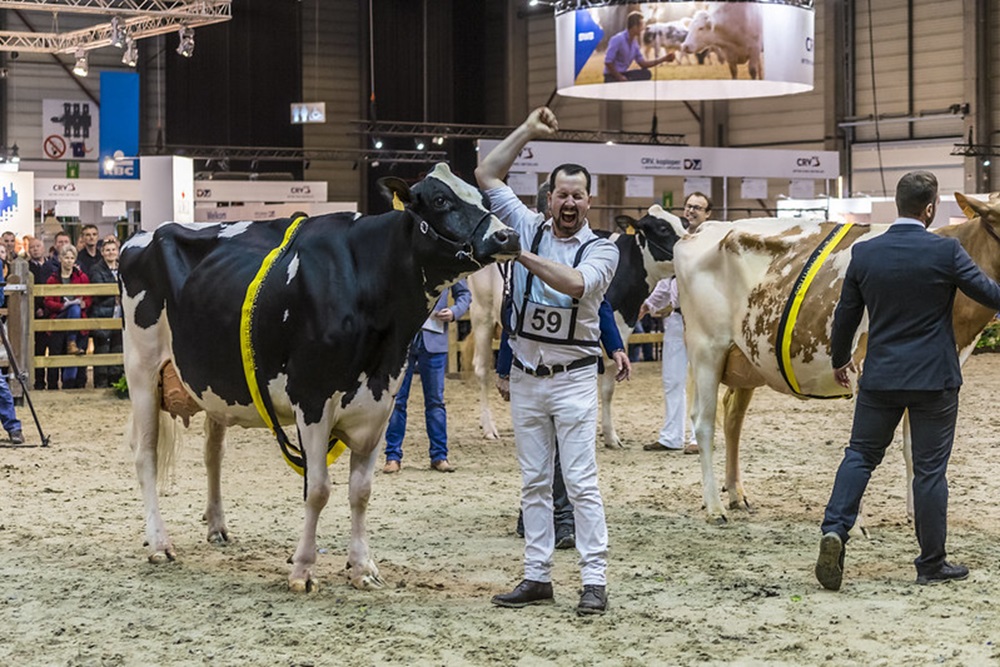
[[431, 459, 456, 473], [383, 460, 400, 474], [683, 443, 700, 455], [643, 442, 682, 452], [491, 579, 554, 608]]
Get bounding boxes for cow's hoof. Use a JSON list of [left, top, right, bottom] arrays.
[[707, 513, 729, 526], [352, 573, 386, 590], [207, 528, 230, 545], [288, 576, 318, 593], [604, 436, 624, 450], [482, 428, 500, 440], [148, 549, 176, 564]]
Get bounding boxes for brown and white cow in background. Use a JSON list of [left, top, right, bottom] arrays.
[[676, 193, 1000, 525], [681, 3, 763, 80]]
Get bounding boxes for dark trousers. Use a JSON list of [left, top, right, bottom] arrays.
[[92, 329, 123, 388], [517, 448, 574, 535], [821, 388, 959, 575]]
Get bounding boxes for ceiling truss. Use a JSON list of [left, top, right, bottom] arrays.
[[0, 0, 231, 53]]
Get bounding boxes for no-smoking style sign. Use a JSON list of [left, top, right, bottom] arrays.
[[41, 99, 100, 161]]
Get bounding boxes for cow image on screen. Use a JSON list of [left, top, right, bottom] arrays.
[[119, 163, 520, 592]]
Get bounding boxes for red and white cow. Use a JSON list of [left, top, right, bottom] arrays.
[[676, 194, 1000, 524], [681, 4, 763, 80], [119, 164, 519, 591]]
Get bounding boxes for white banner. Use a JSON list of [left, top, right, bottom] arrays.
[[684, 177, 712, 197], [479, 140, 838, 180], [193, 180, 328, 203], [35, 178, 140, 202], [508, 172, 540, 197], [625, 175, 654, 198], [789, 179, 816, 199]]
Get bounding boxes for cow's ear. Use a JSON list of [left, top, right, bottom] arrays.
[[378, 177, 413, 211], [614, 215, 636, 233], [955, 192, 988, 220]]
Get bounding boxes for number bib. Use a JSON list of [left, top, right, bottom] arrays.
[[517, 299, 575, 343]]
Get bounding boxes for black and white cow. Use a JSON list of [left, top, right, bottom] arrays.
[[598, 206, 686, 448], [119, 163, 519, 592], [467, 205, 685, 447]]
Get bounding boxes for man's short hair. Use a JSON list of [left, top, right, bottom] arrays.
[[548, 163, 592, 195], [685, 191, 713, 213], [81, 224, 98, 232], [55, 230, 70, 240], [626, 11, 644, 31], [895, 171, 938, 218]]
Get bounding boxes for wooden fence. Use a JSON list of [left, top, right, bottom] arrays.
[[3, 267, 121, 398]]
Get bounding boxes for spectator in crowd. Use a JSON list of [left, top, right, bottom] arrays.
[[383, 279, 471, 474], [1, 231, 18, 261], [87, 237, 123, 388], [642, 191, 712, 454], [43, 245, 90, 389], [604, 11, 674, 83], [40, 231, 73, 282], [26, 237, 49, 390], [76, 224, 101, 274]]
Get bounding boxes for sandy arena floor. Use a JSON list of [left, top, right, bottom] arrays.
[[3, 355, 1000, 666]]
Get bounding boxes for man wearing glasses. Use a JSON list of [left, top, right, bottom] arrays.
[[641, 192, 712, 454]]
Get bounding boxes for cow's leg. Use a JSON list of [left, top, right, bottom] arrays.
[[203, 416, 229, 545], [721, 386, 755, 511], [689, 348, 728, 524], [346, 445, 386, 590], [128, 371, 175, 563], [727, 59, 739, 79], [472, 318, 499, 439], [288, 422, 334, 593], [599, 368, 622, 449]]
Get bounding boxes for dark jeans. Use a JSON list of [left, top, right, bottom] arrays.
[[517, 448, 575, 535], [821, 388, 959, 575], [603, 69, 652, 83], [92, 329, 123, 388], [384, 336, 449, 464]]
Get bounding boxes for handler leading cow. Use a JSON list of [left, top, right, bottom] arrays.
[[119, 163, 519, 592]]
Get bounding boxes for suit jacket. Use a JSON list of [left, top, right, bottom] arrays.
[[419, 279, 471, 354], [831, 220, 1000, 391]]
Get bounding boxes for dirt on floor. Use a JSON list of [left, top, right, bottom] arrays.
[[3, 355, 1000, 666]]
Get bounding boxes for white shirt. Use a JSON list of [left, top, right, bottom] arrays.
[[487, 184, 619, 368]]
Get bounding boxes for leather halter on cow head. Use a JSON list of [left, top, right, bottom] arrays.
[[616, 204, 687, 282], [377, 163, 520, 271]]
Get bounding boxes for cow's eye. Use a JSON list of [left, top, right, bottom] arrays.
[[433, 195, 448, 208]]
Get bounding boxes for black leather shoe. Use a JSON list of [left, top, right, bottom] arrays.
[[9, 430, 24, 445], [576, 584, 608, 616], [555, 529, 575, 550], [491, 579, 554, 608], [815, 532, 845, 591], [916, 561, 969, 585]]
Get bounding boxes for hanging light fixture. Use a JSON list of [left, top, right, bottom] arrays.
[[72, 49, 89, 77], [109, 16, 127, 49], [176, 26, 195, 58], [122, 36, 138, 67]]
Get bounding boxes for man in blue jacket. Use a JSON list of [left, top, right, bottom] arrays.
[[383, 280, 471, 473], [817, 170, 1000, 590]]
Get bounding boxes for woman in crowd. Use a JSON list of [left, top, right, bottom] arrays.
[[44, 244, 90, 389]]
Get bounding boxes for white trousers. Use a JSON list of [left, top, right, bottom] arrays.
[[510, 364, 608, 586], [657, 312, 696, 448]]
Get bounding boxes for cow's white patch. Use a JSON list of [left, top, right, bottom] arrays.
[[283, 309, 289, 322], [482, 215, 511, 241], [428, 163, 486, 211], [646, 204, 687, 238], [219, 221, 253, 238], [353, 212, 363, 221], [172, 222, 222, 232], [287, 253, 299, 284], [122, 233, 153, 250]]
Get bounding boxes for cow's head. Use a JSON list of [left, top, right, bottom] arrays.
[[618, 204, 686, 283], [379, 164, 520, 273], [681, 9, 713, 53]]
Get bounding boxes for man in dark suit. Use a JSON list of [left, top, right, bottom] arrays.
[[816, 170, 1000, 591]]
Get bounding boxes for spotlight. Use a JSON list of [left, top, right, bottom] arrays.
[[415, 138, 426, 151], [373, 138, 383, 149], [176, 26, 195, 58], [110, 16, 127, 49], [984, 159, 992, 167], [432, 136, 445, 146], [102, 155, 116, 173], [72, 49, 89, 77], [10, 144, 19, 164], [122, 37, 138, 67]]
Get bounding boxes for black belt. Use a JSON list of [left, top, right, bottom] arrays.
[[513, 355, 598, 377]]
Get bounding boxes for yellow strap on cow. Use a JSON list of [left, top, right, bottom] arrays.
[[776, 222, 854, 398], [239, 215, 347, 475]]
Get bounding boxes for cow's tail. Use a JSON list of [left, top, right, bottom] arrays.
[[122, 411, 184, 491]]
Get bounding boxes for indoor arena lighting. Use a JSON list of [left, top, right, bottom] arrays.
[[109, 16, 127, 49], [122, 36, 138, 67], [72, 48, 89, 76], [176, 26, 195, 57]]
